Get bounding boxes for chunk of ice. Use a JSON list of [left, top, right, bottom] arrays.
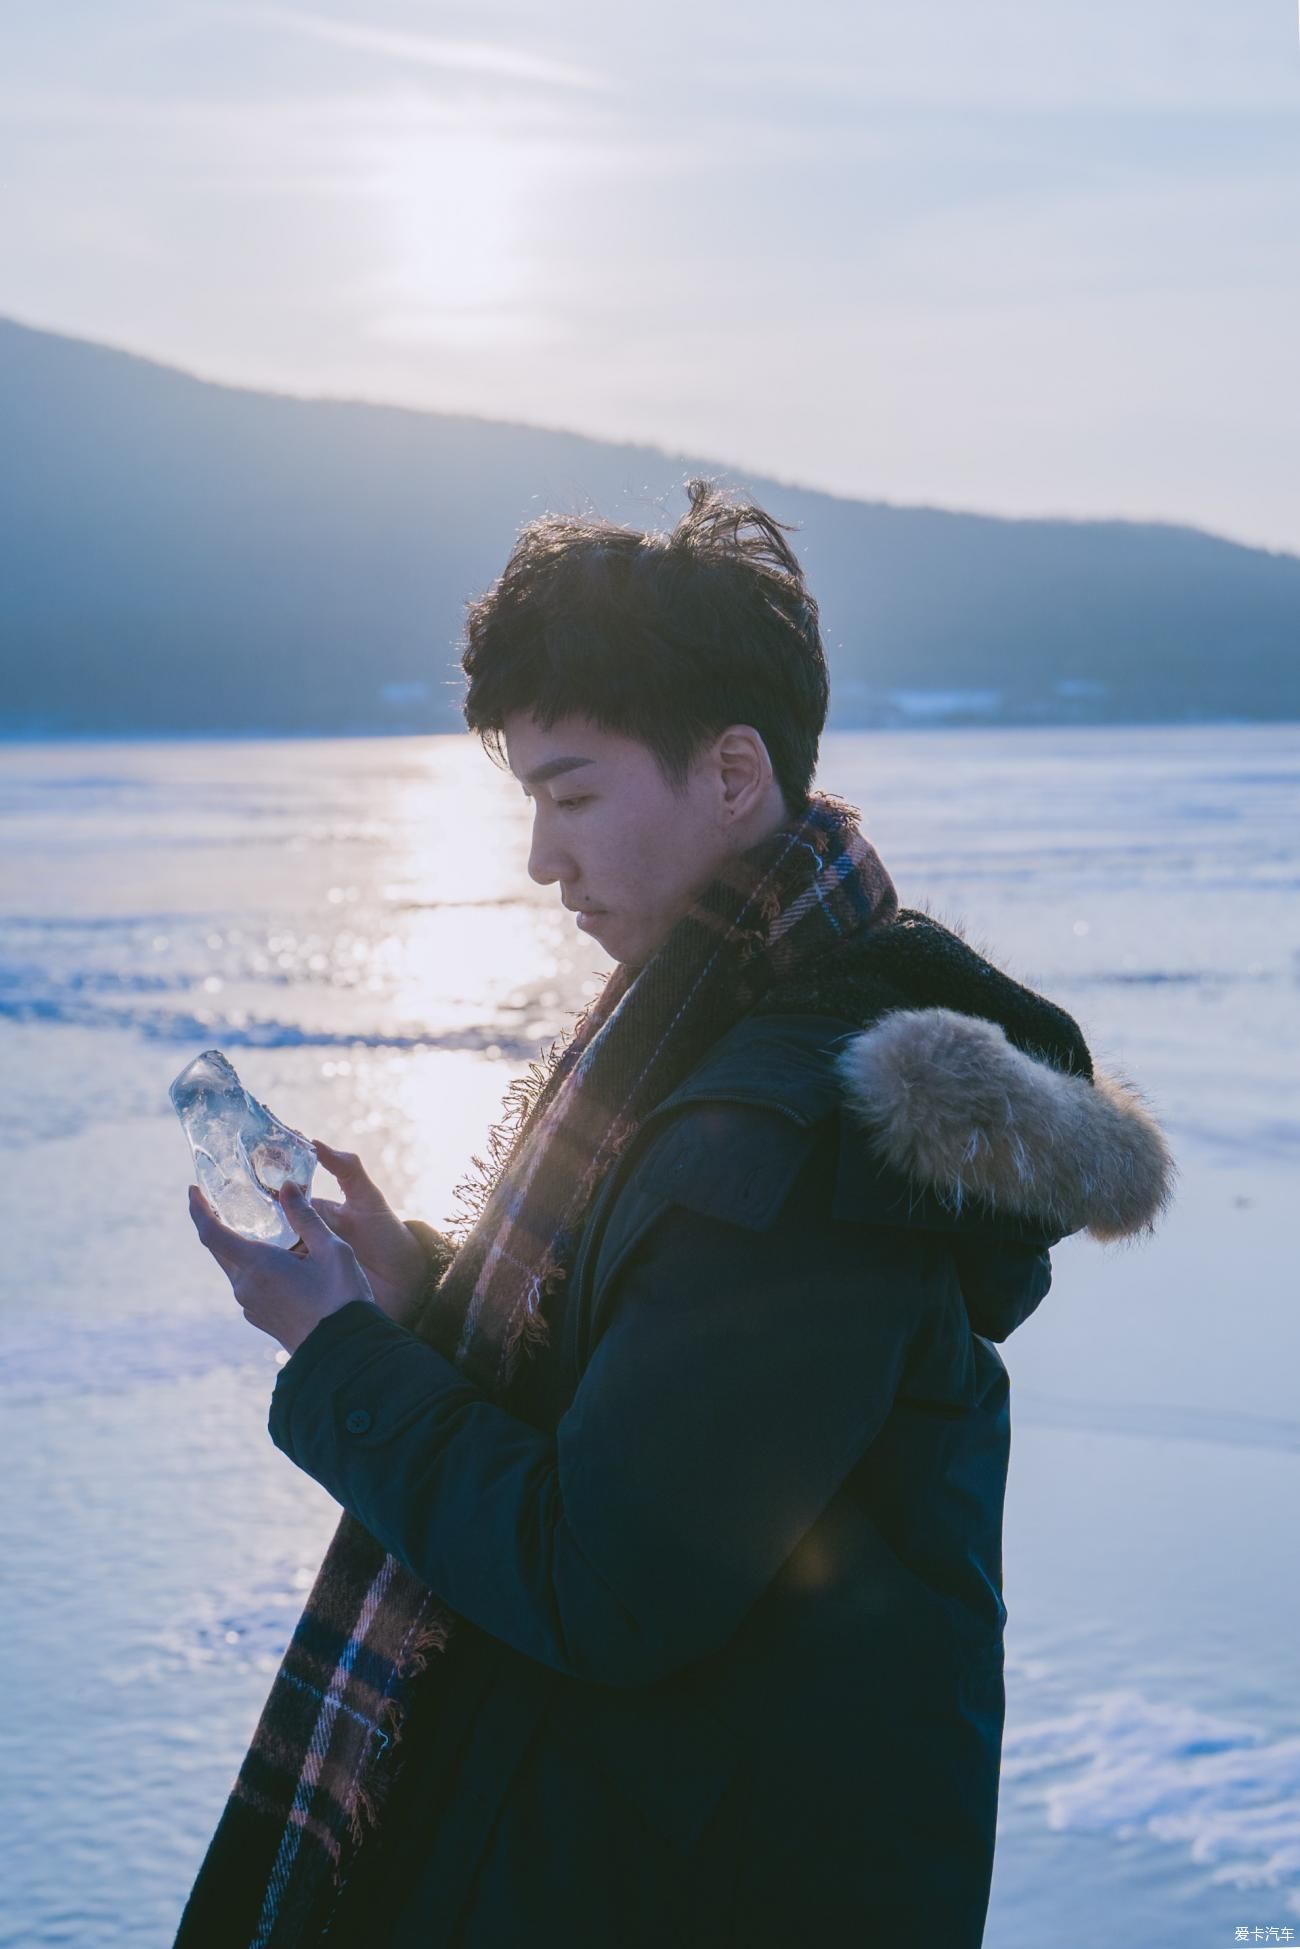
[[170, 1050, 316, 1248]]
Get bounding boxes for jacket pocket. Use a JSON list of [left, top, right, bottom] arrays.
[[582, 1105, 825, 1351], [541, 1677, 745, 1856]]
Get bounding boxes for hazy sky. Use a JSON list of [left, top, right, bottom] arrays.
[[4, 1, 1299, 552]]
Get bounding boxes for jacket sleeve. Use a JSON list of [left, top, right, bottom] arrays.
[[268, 1110, 945, 1686]]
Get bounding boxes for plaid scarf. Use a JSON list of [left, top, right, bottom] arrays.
[[174, 788, 899, 1947]]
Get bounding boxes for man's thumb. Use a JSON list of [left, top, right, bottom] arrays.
[[279, 1179, 332, 1245]]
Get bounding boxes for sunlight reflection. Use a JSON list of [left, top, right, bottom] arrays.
[[328, 1046, 533, 1238], [383, 740, 521, 906], [384, 907, 562, 1033], [380, 745, 552, 1031]]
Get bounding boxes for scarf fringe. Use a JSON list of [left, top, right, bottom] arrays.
[[342, 1598, 456, 1850], [444, 1045, 567, 1249], [444, 983, 626, 1251], [517, 1293, 554, 1357]]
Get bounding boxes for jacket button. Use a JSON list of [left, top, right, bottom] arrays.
[[344, 1408, 372, 1435]]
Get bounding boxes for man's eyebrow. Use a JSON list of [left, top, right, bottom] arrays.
[[518, 756, 596, 792]]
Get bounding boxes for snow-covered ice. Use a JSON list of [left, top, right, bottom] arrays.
[[1, 723, 1296, 1948]]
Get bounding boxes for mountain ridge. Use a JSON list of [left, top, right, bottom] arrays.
[[3, 314, 1296, 734]]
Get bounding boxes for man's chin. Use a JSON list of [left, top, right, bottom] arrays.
[[574, 912, 658, 974], [589, 916, 644, 972]]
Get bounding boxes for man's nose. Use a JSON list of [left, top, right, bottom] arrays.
[[527, 826, 577, 889]]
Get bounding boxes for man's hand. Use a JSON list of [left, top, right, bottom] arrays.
[[306, 1139, 431, 1327], [188, 1179, 375, 1355]]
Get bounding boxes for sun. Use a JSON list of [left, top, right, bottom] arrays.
[[358, 110, 552, 347]]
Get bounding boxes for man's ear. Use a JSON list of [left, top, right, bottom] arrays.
[[717, 725, 771, 817]]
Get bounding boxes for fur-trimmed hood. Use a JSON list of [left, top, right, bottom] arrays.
[[832, 1005, 1176, 1245], [750, 907, 1178, 1251]]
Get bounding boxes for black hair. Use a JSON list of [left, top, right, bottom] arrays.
[[458, 477, 829, 816]]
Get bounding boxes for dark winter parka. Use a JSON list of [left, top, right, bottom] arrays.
[[252, 914, 1173, 1949]]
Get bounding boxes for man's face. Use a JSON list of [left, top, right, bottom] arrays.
[[503, 709, 768, 970]]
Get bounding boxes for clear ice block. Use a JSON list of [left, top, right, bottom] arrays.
[[170, 1050, 316, 1248]]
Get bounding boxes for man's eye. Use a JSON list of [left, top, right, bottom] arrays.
[[555, 796, 590, 810]]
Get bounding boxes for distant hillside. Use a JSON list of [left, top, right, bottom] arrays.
[[1, 316, 1297, 735]]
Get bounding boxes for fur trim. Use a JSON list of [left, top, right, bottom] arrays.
[[834, 1007, 1177, 1242]]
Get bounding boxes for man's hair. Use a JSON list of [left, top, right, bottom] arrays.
[[459, 477, 829, 817]]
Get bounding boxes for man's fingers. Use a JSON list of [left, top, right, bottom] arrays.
[[312, 1140, 376, 1195]]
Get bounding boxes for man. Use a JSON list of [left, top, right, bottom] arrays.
[[175, 479, 1175, 1948]]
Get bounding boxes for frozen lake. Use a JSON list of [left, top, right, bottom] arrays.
[[1, 722, 1297, 1946]]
